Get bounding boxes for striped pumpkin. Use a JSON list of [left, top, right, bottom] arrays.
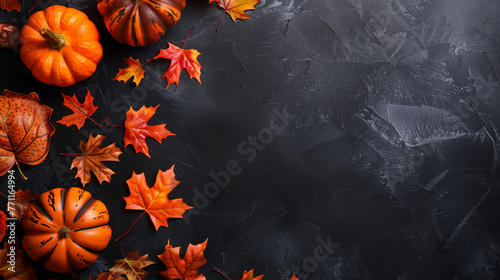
[[22, 187, 112, 273], [97, 0, 186, 46]]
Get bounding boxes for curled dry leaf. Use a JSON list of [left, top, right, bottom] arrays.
[[113, 57, 146, 86], [57, 91, 100, 129], [0, 23, 20, 49], [0, 90, 55, 178], [157, 239, 208, 280], [108, 251, 156, 280], [68, 134, 122, 186]]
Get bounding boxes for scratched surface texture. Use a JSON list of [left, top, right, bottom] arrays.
[[1, 0, 500, 279]]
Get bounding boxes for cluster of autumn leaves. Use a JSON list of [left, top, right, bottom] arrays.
[[0, 0, 304, 279]]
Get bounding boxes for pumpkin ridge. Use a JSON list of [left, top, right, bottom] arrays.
[[70, 197, 95, 225], [69, 238, 100, 255]]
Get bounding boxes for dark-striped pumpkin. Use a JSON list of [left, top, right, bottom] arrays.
[[97, 0, 186, 46], [22, 187, 112, 273]]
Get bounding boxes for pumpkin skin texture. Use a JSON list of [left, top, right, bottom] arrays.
[[22, 187, 112, 274], [20, 5, 103, 87], [97, 0, 186, 47]]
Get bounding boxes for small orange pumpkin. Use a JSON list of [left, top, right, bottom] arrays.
[[20, 5, 103, 87], [97, 0, 186, 47], [22, 187, 112, 273]]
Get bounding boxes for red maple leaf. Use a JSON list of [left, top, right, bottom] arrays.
[[157, 239, 208, 280], [124, 105, 175, 157], [57, 91, 100, 129], [154, 26, 201, 89]]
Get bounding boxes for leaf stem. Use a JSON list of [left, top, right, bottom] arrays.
[[115, 211, 146, 242], [60, 153, 82, 156], [105, 116, 125, 128], [216, 11, 225, 32], [216, 0, 232, 32], [0, 192, 7, 198], [213, 267, 232, 280], [183, 25, 196, 49], [15, 161, 27, 180], [88, 116, 103, 127]]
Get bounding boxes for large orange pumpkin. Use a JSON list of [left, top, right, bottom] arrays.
[[22, 187, 112, 273], [97, 0, 186, 47], [20, 5, 103, 87]]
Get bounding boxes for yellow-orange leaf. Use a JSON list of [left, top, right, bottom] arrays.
[[69, 134, 122, 186], [240, 269, 263, 280], [0, 0, 20, 12], [108, 251, 156, 280], [113, 57, 145, 86], [210, 0, 260, 21]]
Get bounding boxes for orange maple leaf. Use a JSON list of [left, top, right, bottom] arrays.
[[240, 269, 263, 280], [157, 239, 208, 280], [291, 275, 299, 280], [68, 134, 122, 186], [108, 251, 156, 280], [123, 105, 175, 158], [154, 41, 201, 89], [209, 0, 260, 30], [0, 0, 20, 12], [0, 211, 6, 240], [0, 242, 36, 280], [113, 57, 146, 86], [9, 189, 39, 220], [57, 91, 100, 129], [121, 165, 193, 233], [96, 272, 125, 280]]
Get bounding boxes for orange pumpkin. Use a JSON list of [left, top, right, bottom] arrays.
[[97, 0, 186, 47], [20, 5, 103, 87], [22, 187, 112, 273]]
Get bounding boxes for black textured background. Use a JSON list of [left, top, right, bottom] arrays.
[[1, 0, 500, 279]]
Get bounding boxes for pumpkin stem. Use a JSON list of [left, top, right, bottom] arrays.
[[58, 226, 71, 239], [40, 27, 65, 51]]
